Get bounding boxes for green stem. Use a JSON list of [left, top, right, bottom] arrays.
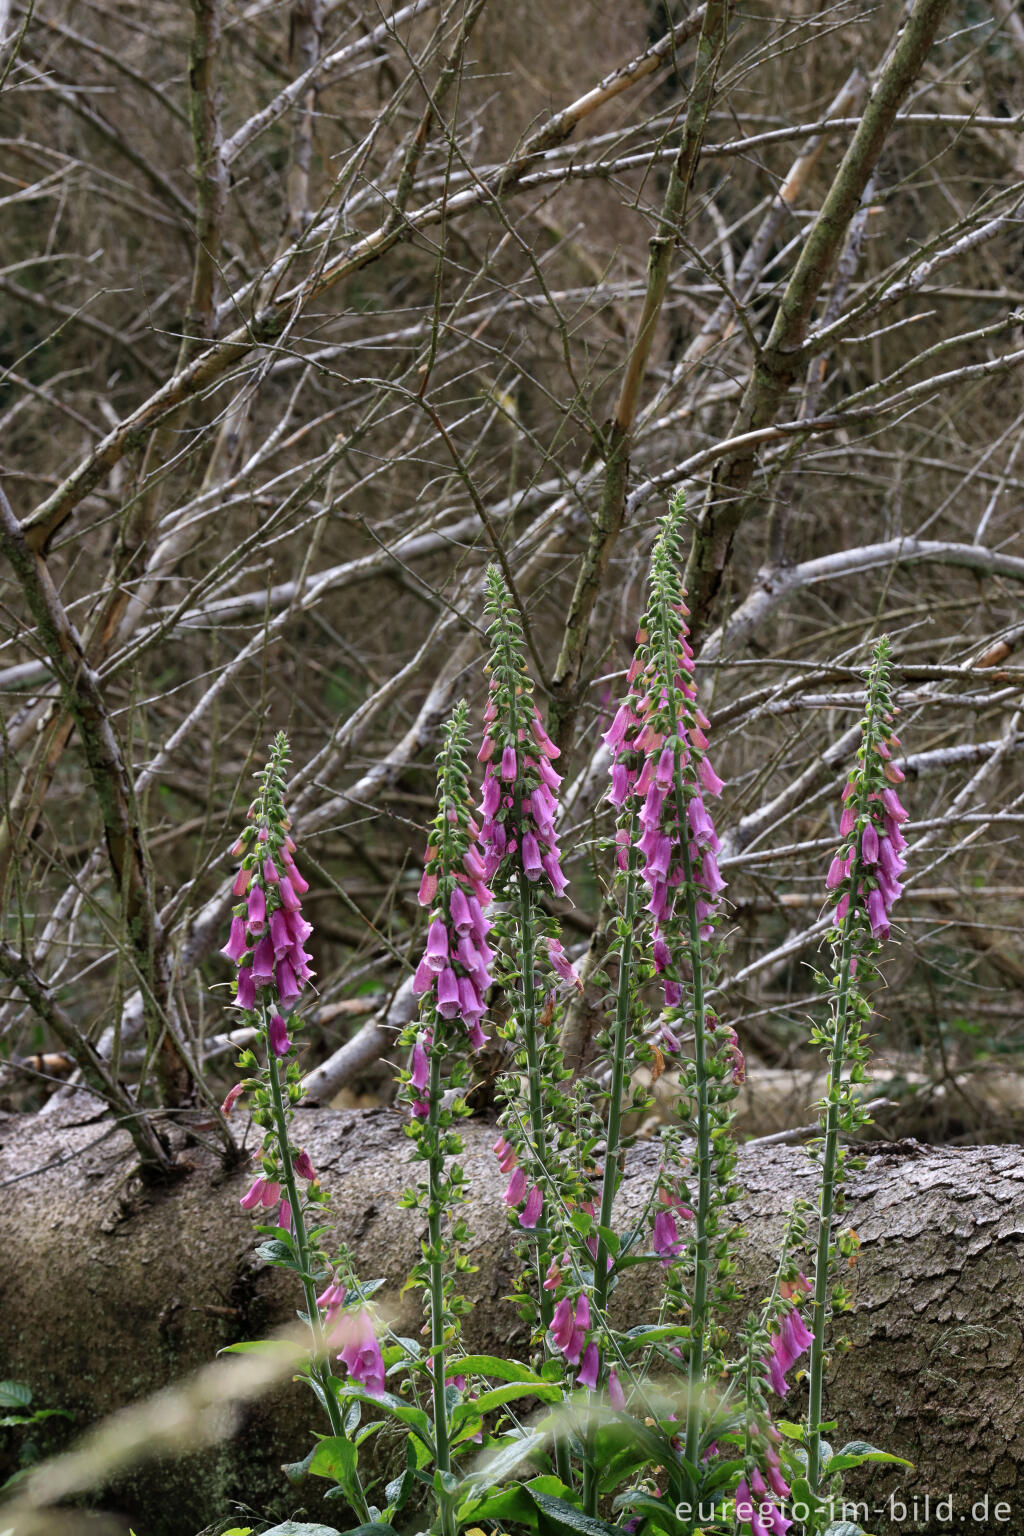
[[266, 1037, 371, 1523], [678, 774, 712, 1474], [808, 661, 887, 1509], [805, 923, 854, 1509], [517, 867, 553, 1326], [516, 869, 573, 1493], [425, 1047, 455, 1536], [583, 839, 638, 1516]]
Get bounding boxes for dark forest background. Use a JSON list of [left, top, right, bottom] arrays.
[[1, 0, 1022, 1146]]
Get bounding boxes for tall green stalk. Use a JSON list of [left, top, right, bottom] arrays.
[[425, 1047, 455, 1536], [678, 817, 712, 1473], [804, 925, 855, 1504], [583, 837, 638, 1515], [266, 1038, 372, 1522], [805, 638, 900, 1512], [517, 868, 553, 1328], [515, 868, 573, 1491]]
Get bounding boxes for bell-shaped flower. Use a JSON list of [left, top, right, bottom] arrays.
[[337, 1308, 386, 1397], [519, 1185, 543, 1229], [268, 1011, 291, 1057], [576, 1341, 600, 1391]]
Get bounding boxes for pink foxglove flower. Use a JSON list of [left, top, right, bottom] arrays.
[[239, 1175, 269, 1210], [542, 1257, 562, 1291], [477, 569, 568, 904], [763, 1304, 814, 1397], [504, 1167, 527, 1207], [221, 917, 247, 962], [316, 1278, 347, 1329], [735, 1476, 792, 1536], [492, 1135, 518, 1175], [221, 1081, 244, 1117], [550, 1293, 590, 1365], [410, 1038, 429, 1092], [411, 709, 494, 1058], [337, 1308, 386, 1397], [652, 1208, 683, 1266], [546, 936, 581, 990], [268, 1011, 290, 1057], [222, 744, 315, 1026], [519, 1184, 543, 1229], [605, 507, 726, 1020], [826, 652, 908, 940], [576, 1341, 600, 1391]]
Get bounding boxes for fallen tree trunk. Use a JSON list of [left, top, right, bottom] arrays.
[[1, 1103, 1022, 1536]]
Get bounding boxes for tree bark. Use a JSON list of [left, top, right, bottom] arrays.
[[1, 1105, 1022, 1536]]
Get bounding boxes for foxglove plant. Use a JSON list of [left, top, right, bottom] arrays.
[[477, 571, 574, 1291], [804, 636, 908, 1519], [477, 569, 597, 1490], [603, 495, 739, 1477], [400, 700, 493, 1536], [731, 1213, 812, 1536], [209, 577, 915, 1536], [219, 733, 374, 1521]]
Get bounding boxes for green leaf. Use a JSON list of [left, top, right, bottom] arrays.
[[259, 1525, 345, 1536], [218, 1338, 305, 1362], [458, 1483, 541, 1530], [309, 1437, 358, 1485], [332, 1387, 434, 1452], [697, 1455, 746, 1494], [0, 1403, 74, 1431], [455, 1355, 548, 1384], [459, 1476, 573, 1530], [823, 1524, 870, 1536], [529, 1489, 622, 1536], [615, 1326, 691, 1353], [458, 1428, 547, 1491], [384, 1467, 412, 1514], [283, 1447, 315, 1486], [0, 1383, 32, 1410], [458, 1381, 562, 1423], [825, 1440, 912, 1473], [774, 1420, 807, 1441], [352, 1277, 387, 1300], [256, 1239, 295, 1264]]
